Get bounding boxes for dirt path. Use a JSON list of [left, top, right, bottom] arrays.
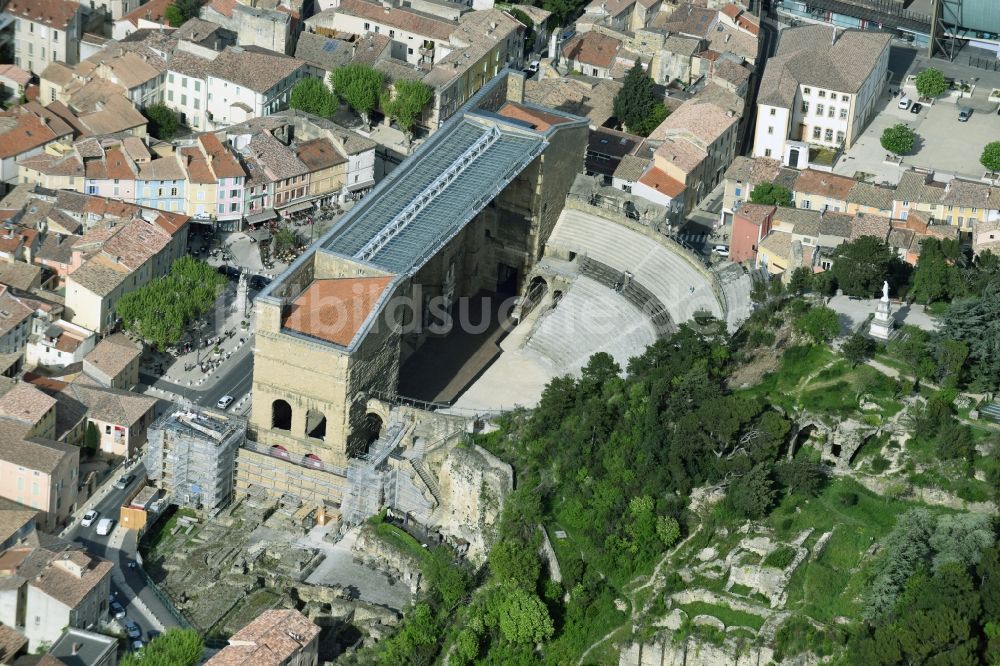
[[576, 525, 703, 665]]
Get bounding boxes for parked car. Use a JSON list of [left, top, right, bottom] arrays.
[[713, 245, 730, 257], [249, 275, 271, 290], [114, 474, 135, 490], [125, 621, 141, 640], [910, 102, 922, 114], [81, 510, 98, 527], [110, 601, 126, 619], [528, 60, 540, 73], [898, 96, 912, 110], [217, 395, 234, 410], [959, 106, 973, 121], [95, 518, 114, 536]]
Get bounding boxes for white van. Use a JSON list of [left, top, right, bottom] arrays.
[[897, 96, 912, 110], [96, 518, 114, 536]]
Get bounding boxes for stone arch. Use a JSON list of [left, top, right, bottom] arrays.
[[271, 399, 292, 431], [305, 409, 327, 440], [360, 412, 383, 453]]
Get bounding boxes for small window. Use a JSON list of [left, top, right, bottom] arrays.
[[824, 128, 833, 141], [841, 95, 848, 102], [802, 200, 811, 209], [364, 22, 370, 30], [769, 108, 775, 116], [816, 104, 824, 116], [818, 90, 826, 97], [803, 87, 811, 94], [767, 126, 773, 134], [839, 108, 847, 119], [389, 29, 395, 37], [812, 127, 821, 140], [764, 148, 772, 157]]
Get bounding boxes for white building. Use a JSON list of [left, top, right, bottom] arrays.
[[22, 550, 113, 651], [8, 0, 84, 75], [165, 42, 218, 131], [206, 46, 307, 130], [26, 319, 96, 369], [752, 26, 890, 166]]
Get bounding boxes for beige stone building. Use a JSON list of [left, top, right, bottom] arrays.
[[205, 609, 320, 666], [242, 74, 587, 510]]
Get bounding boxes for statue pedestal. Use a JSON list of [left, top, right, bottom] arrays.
[[869, 298, 893, 340]]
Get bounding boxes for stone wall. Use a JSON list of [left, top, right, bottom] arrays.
[[432, 444, 513, 562]]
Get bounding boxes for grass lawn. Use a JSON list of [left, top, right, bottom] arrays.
[[677, 601, 766, 631], [372, 518, 432, 567], [143, 506, 198, 557], [768, 478, 923, 623]]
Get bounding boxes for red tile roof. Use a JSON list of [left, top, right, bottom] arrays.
[[562, 31, 622, 69], [638, 166, 686, 198], [283, 277, 394, 346], [496, 102, 573, 132], [7, 0, 80, 29]]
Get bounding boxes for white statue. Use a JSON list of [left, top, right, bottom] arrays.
[[881, 280, 889, 301]]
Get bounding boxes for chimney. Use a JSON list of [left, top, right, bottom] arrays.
[[506, 70, 525, 104]]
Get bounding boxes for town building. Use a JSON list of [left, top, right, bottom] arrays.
[[47, 627, 117, 666], [24, 319, 95, 369], [0, 496, 37, 550], [0, 543, 112, 651], [112, 0, 173, 40], [146, 407, 246, 512], [0, 104, 75, 188], [81, 333, 140, 390], [0, 412, 79, 531], [205, 609, 320, 666], [752, 25, 890, 165], [0, 66, 32, 103], [8, 0, 84, 75], [205, 46, 307, 130], [561, 31, 623, 79]]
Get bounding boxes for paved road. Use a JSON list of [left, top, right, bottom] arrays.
[[66, 465, 181, 643], [140, 335, 254, 410]]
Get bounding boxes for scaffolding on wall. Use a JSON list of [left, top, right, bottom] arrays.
[[146, 407, 247, 512]]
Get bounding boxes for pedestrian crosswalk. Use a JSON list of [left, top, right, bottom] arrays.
[[674, 233, 711, 244]]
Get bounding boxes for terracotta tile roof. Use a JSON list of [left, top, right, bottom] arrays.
[[295, 138, 346, 172], [283, 277, 394, 347], [585, 0, 635, 17], [31, 549, 112, 609], [496, 102, 573, 132], [17, 150, 85, 178], [736, 202, 774, 226], [523, 77, 621, 128], [0, 429, 76, 474], [648, 100, 737, 147], [562, 31, 622, 69], [208, 46, 306, 95], [83, 332, 140, 379], [613, 154, 650, 182], [247, 131, 309, 181], [758, 229, 791, 258], [0, 113, 63, 160], [180, 147, 215, 184], [0, 66, 32, 88], [0, 622, 27, 661], [0, 382, 56, 426], [653, 137, 706, 174], [206, 0, 236, 18], [119, 0, 172, 27], [207, 609, 320, 666], [318, 0, 455, 41], [724, 155, 780, 183], [654, 4, 718, 37], [7, 0, 80, 30], [0, 497, 37, 546], [850, 211, 891, 240], [847, 181, 893, 210], [794, 169, 855, 201], [941, 178, 990, 208], [52, 374, 156, 437], [638, 166, 686, 198], [349, 33, 392, 66], [0, 261, 41, 291], [713, 59, 751, 87], [198, 134, 245, 179]]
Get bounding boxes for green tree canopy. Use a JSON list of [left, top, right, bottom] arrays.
[[831, 236, 896, 297], [507, 8, 535, 55], [290, 76, 338, 117], [909, 237, 964, 304], [915, 68, 948, 98], [121, 628, 203, 666], [941, 292, 1000, 391], [164, 0, 202, 27], [794, 305, 840, 343], [331, 64, 383, 126], [726, 464, 776, 519], [84, 421, 100, 451], [484, 584, 555, 645], [116, 256, 226, 350], [381, 80, 433, 135], [145, 104, 179, 140], [613, 63, 666, 136], [880, 123, 915, 156], [981, 141, 1000, 173], [750, 182, 792, 206], [841, 332, 875, 367]]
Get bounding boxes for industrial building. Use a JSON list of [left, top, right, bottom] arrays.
[[146, 407, 246, 512]]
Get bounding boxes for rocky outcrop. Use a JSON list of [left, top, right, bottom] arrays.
[[619, 637, 776, 666], [352, 524, 425, 594], [432, 444, 513, 563]]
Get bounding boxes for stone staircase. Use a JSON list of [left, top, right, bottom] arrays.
[[410, 459, 442, 505]]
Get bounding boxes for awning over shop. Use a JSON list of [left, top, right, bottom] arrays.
[[245, 209, 277, 225], [281, 200, 315, 214]]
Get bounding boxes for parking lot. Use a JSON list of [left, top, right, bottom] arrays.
[[834, 46, 1000, 185]]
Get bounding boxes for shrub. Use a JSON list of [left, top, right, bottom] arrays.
[[764, 545, 797, 569], [838, 491, 859, 506], [869, 454, 891, 473]]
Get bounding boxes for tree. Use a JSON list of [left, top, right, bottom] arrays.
[[941, 293, 1000, 391], [880, 123, 915, 156], [290, 77, 338, 118], [930, 514, 995, 571], [375, 602, 440, 665], [145, 103, 178, 140], [933, 338, 968, 389], [750, 182, 792, 206], [909, 237, 964, 303], [484, 584, 554, 645], [507, 8, 535, 56], [726, 464, 775, 519], [116, 256, 226, 350], [787, 267, 812, 295], [656, 515, 680, 548], [330, 64, 383, 126], [380, 80, 433, 136], [425, 547, 472, 609], [981, 141, 1000, 173], [613, 63, 665, 137], [863, 508, 937, 622], [84, 421, 100, 451], [272, 227, 298, 257], [831, 236, 896, 297], [842, 332, 875, 367], [120, 628, 203, 666], [164, 0, 201, 27], [776, 459, 826, 496], [794, 306, 840, 343], [915, 68, 948, 99], [488, 539, 541, 590]]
